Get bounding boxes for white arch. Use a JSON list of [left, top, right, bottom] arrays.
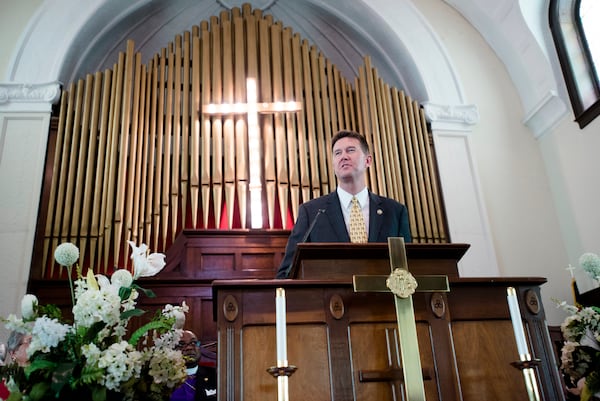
[[7, 0, 470, 106]]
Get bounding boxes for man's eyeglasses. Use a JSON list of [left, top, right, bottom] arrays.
[[176, 340, 201, 349]]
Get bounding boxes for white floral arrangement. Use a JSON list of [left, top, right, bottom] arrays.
[[1, 241, 189, 401], [580, 253, 600, 283], [556, 252, 600, 401]]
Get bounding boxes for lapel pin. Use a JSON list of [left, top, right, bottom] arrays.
[[377, 209, 383, 215]]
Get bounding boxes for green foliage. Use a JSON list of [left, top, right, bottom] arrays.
[[128, 315, 175, 347], [37, 304, 62, 321]]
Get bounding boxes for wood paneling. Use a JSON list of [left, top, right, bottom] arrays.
[[213, 278, 565, 401]]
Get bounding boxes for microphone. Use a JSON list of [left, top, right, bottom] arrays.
[[301, 208, 326, 243]]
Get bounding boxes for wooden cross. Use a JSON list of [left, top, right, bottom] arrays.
[[353, 237, 450, 401], [202, 78, 302, 228]]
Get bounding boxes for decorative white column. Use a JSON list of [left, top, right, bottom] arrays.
[[0, 82, 60, 341], [423, 101, 499, 277]]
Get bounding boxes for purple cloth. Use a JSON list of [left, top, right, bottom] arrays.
[[170, 376, 197, 401]]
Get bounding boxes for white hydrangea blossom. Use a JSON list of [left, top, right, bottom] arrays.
[[146, 347, 187, 388], [153, 328, 183, 349], [121, 289, 138, 312], [73, 278, 89, 298], [72, 286, 122, 329], [27, 316, 72, 356], [1, 242, 188, 400], [4, 314, 30, 334], [81, 343, 102, 366], [96, 341, 143, 391]]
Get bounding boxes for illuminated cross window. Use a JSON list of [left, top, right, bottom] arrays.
[[202, 78, 302, 228]]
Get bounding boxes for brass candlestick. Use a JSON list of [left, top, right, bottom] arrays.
[[267, 364, 298, 401], [510, 355, 542, 401], [267, 365, 298, 378]]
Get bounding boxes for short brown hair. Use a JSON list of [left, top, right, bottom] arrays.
[[331, 130, 370, 154]]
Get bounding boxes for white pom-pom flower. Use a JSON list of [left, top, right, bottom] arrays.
[[54, 242, 80, 267]]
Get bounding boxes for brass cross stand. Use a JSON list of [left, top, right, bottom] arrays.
[[353, 237, 449, 401]]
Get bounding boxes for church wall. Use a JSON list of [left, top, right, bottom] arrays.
[[539, 115, 600, 297], [413, 0, 571, 325], [0, 0, 47, 343], [0, 0, 42, 80]]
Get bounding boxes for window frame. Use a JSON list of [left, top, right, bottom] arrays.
[[549, 0, 600, 128]]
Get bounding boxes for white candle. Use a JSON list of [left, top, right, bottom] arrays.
[[506, 287, 529, 357], [276, 287, 288, 366]]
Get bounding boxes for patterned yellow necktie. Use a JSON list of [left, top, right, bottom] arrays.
[[349, 196, 368, 243]]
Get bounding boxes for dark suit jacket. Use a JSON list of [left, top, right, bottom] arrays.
[[276, 191, 411, 278]]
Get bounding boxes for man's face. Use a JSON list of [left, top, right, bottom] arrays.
[[176, 331, 201, 368], [332, 137, 372, 182]]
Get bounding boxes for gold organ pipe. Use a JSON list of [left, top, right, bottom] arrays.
[[200, 24, 212, 228], [40, 6, 449, 278], [259, 18, 276, 229], [242, 14, 259, 227], [44, 90, 68, 277], [211, 17, 224, 229], [84, 71, 105, 273], [181, 31, 191, 232], [311, 49, 327, 196], [124, 53, 143, 254], [171, 35, 183, 240], [63, 80, 85, 245], [302, 41, 320, 199], [222, 19, 236, 229], [292, 33, 309, 214], [282, 27, 299, 228], [135, 64, 150, 246], [271, 22, 289, 230], [113, 42, 135, 266], [152, 49, 166, 250], [145, 56, 158, 248], [233, 16, 248, 229], [364, 58, 384, 197], [412, 100, 433, 242], [190, 34, 201, 229], [160, 42, 174, 250], [74, 74, 95, 268]]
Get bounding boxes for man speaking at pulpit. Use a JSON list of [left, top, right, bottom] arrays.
[[276, 130, 412, 278]]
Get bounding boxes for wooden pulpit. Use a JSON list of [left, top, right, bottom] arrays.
[[212, 243, 565, 401]]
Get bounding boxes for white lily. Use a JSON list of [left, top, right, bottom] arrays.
[[128, 241, 166, 279]]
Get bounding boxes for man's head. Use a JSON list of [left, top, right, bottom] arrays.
[[331, 130, 370, 155], [331, 130, 372, 191], [176, 330, 201, 368]]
